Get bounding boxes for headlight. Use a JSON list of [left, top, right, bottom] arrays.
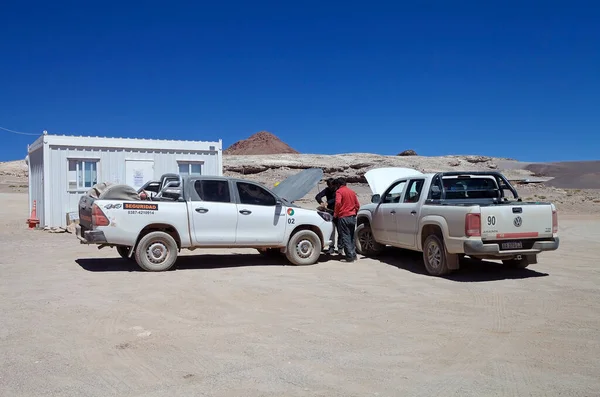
[[317, 210, 333, 222]]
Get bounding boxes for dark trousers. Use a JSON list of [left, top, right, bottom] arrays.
[[336, 215, 357, 260]]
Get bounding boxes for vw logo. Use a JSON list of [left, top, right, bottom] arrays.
[[513, 216, 522, 227]]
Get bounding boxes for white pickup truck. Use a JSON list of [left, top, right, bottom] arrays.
[[76, 170, 334, 271], [355, 168, 560, 276]]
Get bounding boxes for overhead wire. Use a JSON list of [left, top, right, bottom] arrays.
[[0, 126, 40, 136]]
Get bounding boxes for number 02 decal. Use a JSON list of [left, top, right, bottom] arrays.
[[288, 218, 295, 224], [487, 216, 496, 226]]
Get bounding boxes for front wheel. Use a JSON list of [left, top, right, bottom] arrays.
[[285, 230, 322, 266], [134, 231, 179, 272], [355, 223, 384, 256], [422, 234, 453, 276]]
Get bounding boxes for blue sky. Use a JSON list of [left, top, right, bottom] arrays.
[[1, 1, 598, 162]]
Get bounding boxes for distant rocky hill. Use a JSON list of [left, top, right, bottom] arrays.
[[224, 131, 299, 155], [222, 153, 529, 184], [525, 161, 600, 189], [1, 153, 599, 215]]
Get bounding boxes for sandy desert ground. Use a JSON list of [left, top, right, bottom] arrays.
[[1, 153, 600, 395], [1, 185, 600, 396]]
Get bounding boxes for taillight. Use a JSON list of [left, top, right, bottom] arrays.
[[465, 213, 481, 237], [92, 204, 110, 227], [552, 209, 558, 233]]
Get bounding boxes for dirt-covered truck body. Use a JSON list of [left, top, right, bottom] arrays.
[[355, 168, 559, 276], [76, 170, 334, 271]]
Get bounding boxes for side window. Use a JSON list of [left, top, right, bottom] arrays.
[[236, 182, 276, 206], [428, 176, 443, 200], [403, 179, 425, 203], [382, 181, 406, 204], [194, 180, 231, 203]]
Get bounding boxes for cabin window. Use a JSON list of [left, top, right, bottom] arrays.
[[68, 159, 98, 191], [178, 161, 203, 176]]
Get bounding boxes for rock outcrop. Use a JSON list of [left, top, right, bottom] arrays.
[[397, 150, 418, 156], [224, 131, 299, 155]]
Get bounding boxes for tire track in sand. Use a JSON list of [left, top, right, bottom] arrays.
[[78, 303, 163, 392]]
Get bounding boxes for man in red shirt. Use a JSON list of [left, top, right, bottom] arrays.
[[334, 177, 361, 262]]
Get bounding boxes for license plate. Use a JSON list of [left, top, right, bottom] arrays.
[[502, 241, 523, 250]]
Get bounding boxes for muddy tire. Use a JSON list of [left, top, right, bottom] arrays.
[[134, 231, 178, 272], [117, 246, 133, 260], [422, 234, 453, 276], [285, 230, 322, 266], [355, 223, 384, 256]]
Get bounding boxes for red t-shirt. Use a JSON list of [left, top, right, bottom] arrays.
[[334, 185, 360, 218]]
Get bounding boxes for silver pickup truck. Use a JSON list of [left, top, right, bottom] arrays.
[[355, 168, 559, 276]]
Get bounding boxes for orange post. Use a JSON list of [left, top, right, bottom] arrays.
[[27, 200, 40, 229]]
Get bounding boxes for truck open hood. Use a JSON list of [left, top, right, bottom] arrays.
[[364, 167, 423, 195], [272, 168, 324, 203]]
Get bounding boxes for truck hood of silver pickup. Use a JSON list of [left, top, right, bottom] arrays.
[[364, 167, 423, 194], [271, 168, 324, 203]]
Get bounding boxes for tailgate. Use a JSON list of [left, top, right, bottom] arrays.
[[480, 204, 553, 241]]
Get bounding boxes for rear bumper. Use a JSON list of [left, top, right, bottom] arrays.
[[75, 225, 107, 244], [464, 237, 559, 257]]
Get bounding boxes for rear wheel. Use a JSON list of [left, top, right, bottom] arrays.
[[285, 230, 322, 266], [355, 223, 384, 256], [422, 234, 454, 276], [134, 231, 179, 272]]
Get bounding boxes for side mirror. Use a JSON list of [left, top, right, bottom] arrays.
[[430, 185, 441, 199], [371, 194, 381, 203]]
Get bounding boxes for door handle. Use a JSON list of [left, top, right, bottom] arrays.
[[239, 209, 252, 215], [195, 208, 209, 213], [390, 210, 396, 214], [411, 211, 417, 215]]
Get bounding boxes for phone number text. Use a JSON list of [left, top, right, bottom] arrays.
[[127, 210, 156, 215]]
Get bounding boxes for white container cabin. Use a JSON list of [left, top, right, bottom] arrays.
[[26, 132, 223, 228]]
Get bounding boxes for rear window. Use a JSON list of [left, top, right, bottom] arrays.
[[441, 177, 500, 199]]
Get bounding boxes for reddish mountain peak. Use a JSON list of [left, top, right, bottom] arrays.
[[224, 131, 299, 155]]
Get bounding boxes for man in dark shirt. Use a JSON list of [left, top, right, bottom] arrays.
[[334, 177, 360, 262], [315, 178, 341, 254], [315, 178, 336, 211]]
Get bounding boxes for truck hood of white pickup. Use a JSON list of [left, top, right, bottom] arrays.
[[364, 167, 423, 195], [272, 168, 324, 203]]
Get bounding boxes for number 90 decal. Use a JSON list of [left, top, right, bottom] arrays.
[[487, 216, 496, 226]]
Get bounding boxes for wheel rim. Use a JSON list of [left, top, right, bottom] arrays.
[[427, 240, 442, 270], [146, 241, 168, 264], [295, 238, 315, 259], [358, 228, 375, 251]]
